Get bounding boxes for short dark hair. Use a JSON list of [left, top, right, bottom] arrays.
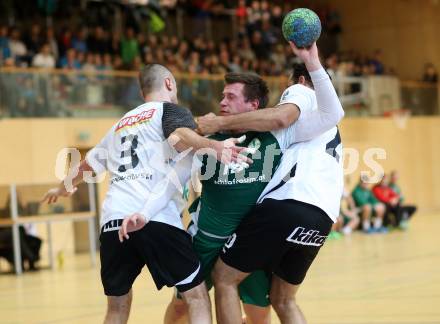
[[224, 72, 269, 108], [138, 63, 173, 95], [291, 63, 313, 87]]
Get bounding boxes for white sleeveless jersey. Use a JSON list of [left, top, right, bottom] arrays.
[[258, 85, 344, 222], [86, 101, 196, 229]]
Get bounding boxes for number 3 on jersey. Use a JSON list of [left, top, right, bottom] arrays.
[[118, 134, 139, 172]]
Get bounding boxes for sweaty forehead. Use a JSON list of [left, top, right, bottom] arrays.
[[223, 83, 245, 96]]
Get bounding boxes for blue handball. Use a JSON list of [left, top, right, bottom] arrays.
[[282, 8, 322, 48]]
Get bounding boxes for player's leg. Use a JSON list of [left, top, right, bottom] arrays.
[[213, 200, 286, 324], [270, 276, 305, 324], [180, 281, 211, 324], [104, 291, 132, 324], [243, 304, 271, 324], [373, 202, 386, 231], [342, 209, 360, 235], [270, 275, 306, 324], [361, 204, 373, 232], [100, 221, 144, 324], [134, 222, 211, 323], [163, 228, 221, 324], [212, 258, 250, 324], [270, 247, 318, 324], [239, 271, 272, 324], [270, 202, 332, 323], [164, 295, 188, 324]]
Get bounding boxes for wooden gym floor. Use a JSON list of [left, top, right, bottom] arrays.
[[1, 212, 440, 324]]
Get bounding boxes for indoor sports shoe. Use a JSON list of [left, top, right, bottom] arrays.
[[363, 228, 375, 234], [398, 220, 409, 231], [328, 231, 343, 240], [376, 226, 389, 234]]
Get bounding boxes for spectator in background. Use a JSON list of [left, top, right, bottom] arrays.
[[9, 28, 27, 65], [2, 57, 15, 67], [0, 196, 42, 271], [372, 174, 403, 228], [87, 26, 108, 55], [60, 48, 81, 69], [329, 188, 360, 239], [352, 176, 387, 233], [121, 27, 139, 65], [32, 43, 55, 68], [325, 53, 339, 80], [250, 30, 268, 60], [102, 53, 113, 71], [270, 5, 283, 29], [0, 25, 11, 63], [25, 23, 44, 58], [246, 0, 262, 35], [369, 49, 385, 75], [108, 31, 121, 56], [46, 27, 59, 62], [422, 63, 438, 83], [389, 171, 417, 227], [58, 28, 73, 58], [236, 0, 247, 25], [82, 53, 97, 74], [72, 28, 88, 54], [340, 189, 360, 235]]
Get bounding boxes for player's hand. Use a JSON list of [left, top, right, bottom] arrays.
[[212, 135, 255, 166], [41, 185, 77, 204], [197, 112, 222, 135], [289, 41, 321, 71], [119, 213, 147, 242], [390, 197, 399, 206]]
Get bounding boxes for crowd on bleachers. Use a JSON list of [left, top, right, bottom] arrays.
[[329, 171, 417, 239], [0, 0, 392, 78]]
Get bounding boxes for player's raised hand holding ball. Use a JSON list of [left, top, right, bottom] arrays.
[[282, 8, 322, 71]]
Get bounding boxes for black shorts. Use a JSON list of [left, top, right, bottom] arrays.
[[220, 199, 333, 285], [100, 220, 203, 296]]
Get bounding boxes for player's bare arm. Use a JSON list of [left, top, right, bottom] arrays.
[[197, 104, 300, 134], [41, 160, 95, 204], [169, 127, 253, 165], [197, 42, 344, 141]]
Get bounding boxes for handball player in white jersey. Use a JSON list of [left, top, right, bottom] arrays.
[[41, 64, 247, 324], [198, 42, 344, 324]]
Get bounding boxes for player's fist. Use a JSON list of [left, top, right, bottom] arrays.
[[197, 112, 221, 135]]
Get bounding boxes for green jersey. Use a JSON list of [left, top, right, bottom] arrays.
[[191, 129, 294, 237], [352, 184, 379, 207]]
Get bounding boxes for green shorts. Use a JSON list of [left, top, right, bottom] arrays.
[[191, 229, 271, 307]]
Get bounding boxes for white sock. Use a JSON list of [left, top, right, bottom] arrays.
[[362, 220, 371, 231], [342, 226, 352, 235], [373, 218, 383, 229]]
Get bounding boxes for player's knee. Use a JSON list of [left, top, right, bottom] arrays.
[[375, 203, 385, 214], [362, 204, 372, 214], [270, 294, 296, 315], [181, 283, 209, 306], [243, 305, 271, 324], [107, 294, 130, 313], [170, 298, 188, 319], [212, 262, 228, 287]]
